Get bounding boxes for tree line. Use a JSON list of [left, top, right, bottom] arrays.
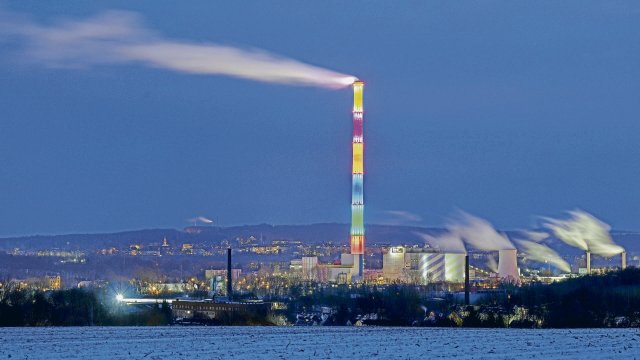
[[0, 288, 172, 326], [2, 268, 639, 327], [282, 268, 640, 327]]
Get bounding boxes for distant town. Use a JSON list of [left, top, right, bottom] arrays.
[[1, 223, 636, 292], [1, 223, 638, 327]]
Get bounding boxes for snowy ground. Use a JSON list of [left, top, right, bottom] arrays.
[[0, 327, 638, 359]]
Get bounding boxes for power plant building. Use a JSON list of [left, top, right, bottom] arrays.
[[317, 264, 353, 284], [382, 247, 465, 284], [289, 256, 353, 283], [444, 253, 466, 283], [301, 256, 319, 281]]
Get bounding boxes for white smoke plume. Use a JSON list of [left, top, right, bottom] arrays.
[[516, 239, 571, 273], [518, 230, 550, 243], [417, 231, 466, 254], [189, 216, 213, 224], [447, 211, 515, 251], [486, 254, 499, 273], [542, 210, 624, 257], [0, 10, 356, 88], [384, 210, 423, 225]]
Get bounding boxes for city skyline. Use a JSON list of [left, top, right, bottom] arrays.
[[2, 1, 640, 340], [2, 1, 640, 236]]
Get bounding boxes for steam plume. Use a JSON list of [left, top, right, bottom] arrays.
[[518, 230, 549, 243], [189, 216, 213, 224], [385, 210, 423, 225], [542, 210, 624, 257], [0, 10, 356, 88], [418, 231, 466, 254], [486, 254, 499, 273], [515, 239, 571, 273], [447, 211, 515, 251]]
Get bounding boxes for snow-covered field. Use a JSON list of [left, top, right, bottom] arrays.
[[0, 327, 638, 359]]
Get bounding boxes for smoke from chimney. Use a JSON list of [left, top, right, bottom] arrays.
[[542, 210, 625, 257], [0, 10, 356, 89], [447, 211, 515, 252], [515, 239, 571, 273]]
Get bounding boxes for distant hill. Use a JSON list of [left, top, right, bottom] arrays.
[[0, 224, 638, 258], [0, 224, 441, 251]]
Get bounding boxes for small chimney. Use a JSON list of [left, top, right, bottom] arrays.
[[621, 251, 627, 270], [227, 248, 233, 299], [464, 254, 470, 305]]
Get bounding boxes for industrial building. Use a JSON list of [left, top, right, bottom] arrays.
[[172, 248, 270, 322], [205, 268, 242, 297], [289, 255, 354, 284], [172, 299, 268, 320], [382, 247, 466, 284]]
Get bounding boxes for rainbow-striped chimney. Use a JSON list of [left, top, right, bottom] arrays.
[[350, 81, 365, 278]]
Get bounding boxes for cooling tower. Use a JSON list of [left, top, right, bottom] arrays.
[[498, 249, 519, 283]]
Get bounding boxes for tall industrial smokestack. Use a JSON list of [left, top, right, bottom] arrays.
[[621, 251, 626, 270], [586, 250, 591, 275], [350, 80, 365, 279], [464, 254, 470, 305], [227, 247, 233, 299]]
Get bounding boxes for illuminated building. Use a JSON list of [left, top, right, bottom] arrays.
[[130, 244, 141, 256], [382, 247, 405, 280], [205, 269, 242, 281], [317, 264, 353, 284], [444, 253, 465, 283], [382, 247, 466, 284], [181, 243, 193, 254], [205, 269, 241, 297], [45, 275, 62, 290], [172, 300, 268, 320], [301, 256, 318, 281], [350, 81, 365, 278], [250, 246, 281, 254]]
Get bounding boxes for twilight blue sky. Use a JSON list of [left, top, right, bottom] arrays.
[[1, 1, 640, 236]]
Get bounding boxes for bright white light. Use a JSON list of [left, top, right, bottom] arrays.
[[338, 76, 359, 87], [116, 294, 124, 302]]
